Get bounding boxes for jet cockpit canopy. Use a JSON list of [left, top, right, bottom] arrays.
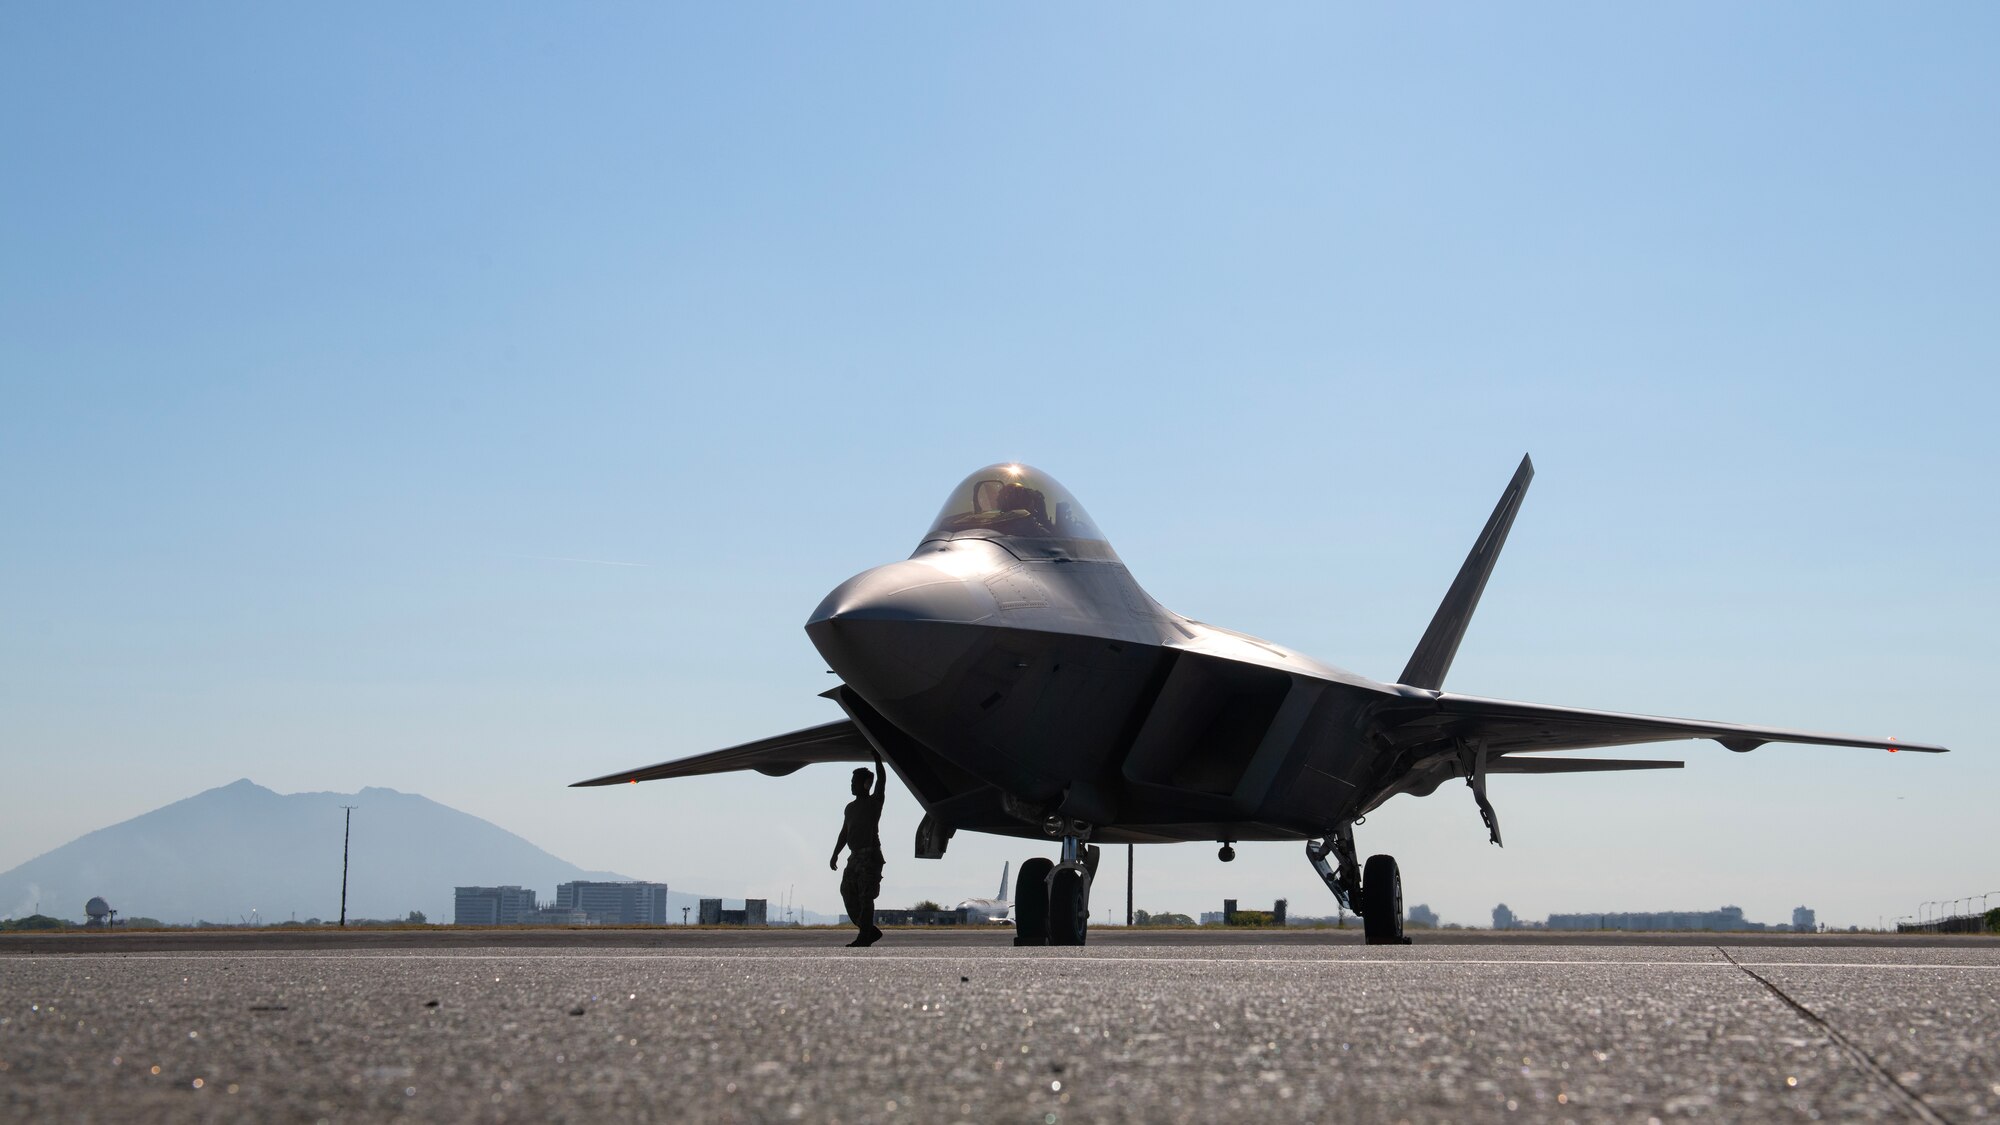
[[922, 463, 1115, 560]]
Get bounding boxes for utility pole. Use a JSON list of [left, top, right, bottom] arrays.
[[339, 805, 356, 927], [1126, 844, 1134, 926]]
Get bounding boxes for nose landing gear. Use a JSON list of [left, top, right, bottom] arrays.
[[1359, 854, 1408, 946], [1013, 827, 1100, 947], [1307, 824, 1409, 945], [1012, 857, 1054, 946], [1047, 864, 1089, 945]]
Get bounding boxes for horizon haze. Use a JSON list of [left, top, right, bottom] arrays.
[[0, 778, 643, 926]]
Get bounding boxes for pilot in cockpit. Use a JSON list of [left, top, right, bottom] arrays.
[[938, 479, 1055, 537], [991, 481, 1052, 534], [928, 466, 1106, 545]]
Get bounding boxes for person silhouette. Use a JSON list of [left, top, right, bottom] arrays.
[[830, 749, 886, 946]]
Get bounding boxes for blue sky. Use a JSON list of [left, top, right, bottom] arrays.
[[4, 4, 1996, 928]]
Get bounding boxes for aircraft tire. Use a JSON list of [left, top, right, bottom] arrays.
[[1361, 854, 1408, 946], [1047, 867, 1089, 947], [1013, 858, 1054, 946]]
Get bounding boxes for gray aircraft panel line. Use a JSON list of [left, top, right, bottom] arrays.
[[572, 460, 1948, 948], [4, 941, 1995, 1123]]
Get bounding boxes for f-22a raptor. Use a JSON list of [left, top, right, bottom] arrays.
[[576, 459, 1945, 945]]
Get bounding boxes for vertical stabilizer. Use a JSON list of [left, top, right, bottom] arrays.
[[1398, 454, 1534, 690], [998, 861, 1011, 901]]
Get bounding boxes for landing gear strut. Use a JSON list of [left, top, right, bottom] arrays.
[[1014, 825, 1099, 947], [1308, 824, 1408, 945], [1306, 825, 1362, 910]]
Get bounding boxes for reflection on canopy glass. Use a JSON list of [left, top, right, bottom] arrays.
[[925, 464, 1105, 543]]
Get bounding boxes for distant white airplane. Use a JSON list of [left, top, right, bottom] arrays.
[[957, 862, 1013, 924]]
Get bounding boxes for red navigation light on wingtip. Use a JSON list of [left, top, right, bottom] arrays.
[[1888, 737, 1898, 753]]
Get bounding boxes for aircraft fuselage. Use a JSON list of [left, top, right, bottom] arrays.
[[806, 534, 1409, 846]]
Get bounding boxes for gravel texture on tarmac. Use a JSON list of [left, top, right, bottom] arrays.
[[3, 932, 1996, 1123]]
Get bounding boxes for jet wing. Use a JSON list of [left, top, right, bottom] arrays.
[[1399, 692, 1948, 756], [1485, 756, 1683, 774], [570, 720, 875, 787]]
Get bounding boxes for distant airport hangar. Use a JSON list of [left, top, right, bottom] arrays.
[[698, 899, 768, 926], [453, 881, 669, 926]]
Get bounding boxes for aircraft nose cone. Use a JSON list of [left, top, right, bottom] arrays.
[[807, 561, 990, 626], [806, 561, 995, 702]]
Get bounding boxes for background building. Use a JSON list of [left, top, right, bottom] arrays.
[[1546, 905, 1765, 932], [522, 905, 592, 926], [1492, 904, 1516, 930], [698, 898, 767, 925], [1220, 898, 1288, 926], [454, 885, 537, 925], [1792, 906, 1817, 932], [555, 881, 669, 925]]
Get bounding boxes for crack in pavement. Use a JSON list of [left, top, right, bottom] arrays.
[[1717, 946, 1951, 1124]]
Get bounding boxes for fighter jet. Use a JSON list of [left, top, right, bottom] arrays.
[[576, 459, 1945, 945]]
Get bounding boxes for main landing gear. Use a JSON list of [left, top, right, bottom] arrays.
[[1308, 823, 1410, 945], [1014, 826, 1100, 947]]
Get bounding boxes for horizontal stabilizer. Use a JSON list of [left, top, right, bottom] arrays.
[[570, 720, 874, 787], [1486, 756, 1683, 775], [1381, 691, 1948, 756], [1400, 454, 1534, 690]]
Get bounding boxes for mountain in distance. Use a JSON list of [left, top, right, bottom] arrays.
[[0, 779, 764, 925]]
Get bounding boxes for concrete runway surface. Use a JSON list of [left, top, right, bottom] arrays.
[[4, 931, 1996, 1123]]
